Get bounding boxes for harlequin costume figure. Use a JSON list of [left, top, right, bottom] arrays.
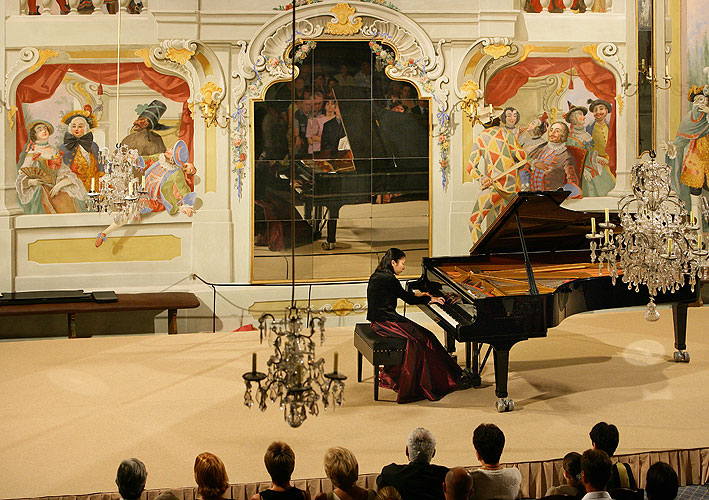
[[467, 121, 527, 241], [59, 108, 104, 192]]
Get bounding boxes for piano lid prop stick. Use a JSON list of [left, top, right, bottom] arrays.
[[591, 217, 596, 234]]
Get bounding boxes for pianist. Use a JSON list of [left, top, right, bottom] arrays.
[[367, 248, 466, 403]]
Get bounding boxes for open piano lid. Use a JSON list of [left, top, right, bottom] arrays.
[[469, 191, 593, 255]]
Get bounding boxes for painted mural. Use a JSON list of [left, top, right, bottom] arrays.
[[464, 56, 617, 241], [665, 0, 709, 225], [14, 64, 197, 238]]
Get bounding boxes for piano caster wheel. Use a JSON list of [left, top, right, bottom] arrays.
[[673, 350, 690, 363], [495, 398, 515, 413], [322, 242, 336, 250]]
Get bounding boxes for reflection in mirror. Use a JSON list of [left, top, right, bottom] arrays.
[[637, 0, 654, 154], [252, 41, 431, 282]]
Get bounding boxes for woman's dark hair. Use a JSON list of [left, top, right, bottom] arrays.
[[376, 248, 406, 273]]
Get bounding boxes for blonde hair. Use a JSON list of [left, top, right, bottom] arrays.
[[324, 447, 359, 489], [194, 452, 229, 500]]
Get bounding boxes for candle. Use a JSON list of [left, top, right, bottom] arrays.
[[690, 211, 695, 225], [665, 63, 669, 76], [604, 229, 609, 245], [699, 233, 703, 250], [591, 217, 596, 235], [296, 364, 303, 385], [667, 238, 673, 254], [648, 66, 653, 80], [333, 352, 339, 372], [489, 104, 493, 115], [90, 177, 95, 192], [141, 175, 146, 190], [128, 182, 134, 196], [252, 352, 257, 373], [604, 208, 609, 223]]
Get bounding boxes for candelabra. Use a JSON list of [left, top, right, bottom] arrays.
[[242, 307, 346, 428], [587, 153, 708, 322], [88, 144, 147, 223]]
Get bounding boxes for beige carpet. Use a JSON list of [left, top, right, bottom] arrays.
[[1, 305, 709, 500]]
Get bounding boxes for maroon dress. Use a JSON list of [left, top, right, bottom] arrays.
[[367, 269, 462, 403]]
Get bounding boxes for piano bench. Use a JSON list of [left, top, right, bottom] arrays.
[[353, 323, 407, 401]]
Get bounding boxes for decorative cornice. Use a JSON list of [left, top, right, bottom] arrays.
[[134, 48, 152, 68], [519, 44, 538, 62], [582, 44, 604, 65], [29, 49, 58, 73]]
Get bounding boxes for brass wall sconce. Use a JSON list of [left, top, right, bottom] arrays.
[[622, 58, 672, 96]]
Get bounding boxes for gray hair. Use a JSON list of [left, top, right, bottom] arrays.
[[407, 427, 436, 464]]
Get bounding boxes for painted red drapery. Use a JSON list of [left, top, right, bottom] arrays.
[[15, 63, 192, 162], [486, 57, 617, 175]]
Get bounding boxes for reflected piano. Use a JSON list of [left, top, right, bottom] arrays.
[[408, 191, 700, 411], [297, 86, 429, 249]]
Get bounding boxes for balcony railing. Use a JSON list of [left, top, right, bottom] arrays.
[[20, 0, 145, 15], [524, 0, 611, 13]]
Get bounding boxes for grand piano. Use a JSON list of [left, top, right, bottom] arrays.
[[297, 86, 429, 249], [408, 191, 700, 412]]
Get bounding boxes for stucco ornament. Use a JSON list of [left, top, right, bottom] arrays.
[[325, 3, 363, 35]]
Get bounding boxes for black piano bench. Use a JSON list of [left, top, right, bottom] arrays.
[[353, 323, 407, 401]]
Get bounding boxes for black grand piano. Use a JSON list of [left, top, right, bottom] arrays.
[[297, 87, 429, 249], [408, 191, 700, 412]]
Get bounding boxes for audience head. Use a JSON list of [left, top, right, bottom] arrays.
[[443, 467, 474, 500], [194, 452, 229, 500], [472, 423, 506, 465], [646, 462, 679, 500], [116, 458, 147, 500], [406, 427, 437, 464], [155, 493, 179, 500], [264, 441, 296, 488], [324, 446, 359, 490], [562, 452, 582, 487], [589, 422, 620, 456], [376, 486, 403, 500], [581, 448, 612, 492]]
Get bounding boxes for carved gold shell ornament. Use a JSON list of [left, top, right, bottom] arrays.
[[482, 44, 511, 60], [165, 47, 196, 65], [325, 3, 363, 35]]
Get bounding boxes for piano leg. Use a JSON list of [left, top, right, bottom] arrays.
[[671, 302, 690, 362], [445, 331, 456, 355], [492, 343, 515, 412], [323, 203, 342, 250]]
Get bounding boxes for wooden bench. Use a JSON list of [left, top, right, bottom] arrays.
[[353, 323, 406, 401], [0, 292, 200, 338]]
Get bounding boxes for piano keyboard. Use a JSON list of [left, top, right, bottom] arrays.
[[429, 302, 459, 327]]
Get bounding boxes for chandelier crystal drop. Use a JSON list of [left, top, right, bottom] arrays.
[[88, 144, 147, 223], [588, 154, 708, 320], [242, 307, 346, 428]]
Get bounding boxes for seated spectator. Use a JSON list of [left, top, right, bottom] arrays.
[[377, 427, 448, 500], [546, 452, 584, 498], [375, 487, 402, 500], [645, 462, 679, 500], [116, 458, 147, 500], [443, 467, 474, 500], [194, 452, 230, 500], [314, 447, 375, 500], [251, 441, 310, 500], [155, 493, 180, 500], [589, 422, 636, 490], [580, 449, 612, 500], [470, 423, 522, 500]]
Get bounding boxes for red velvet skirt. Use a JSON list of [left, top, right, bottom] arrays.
[[370, 319, 462, 403]]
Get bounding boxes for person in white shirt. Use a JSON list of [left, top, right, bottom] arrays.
[[470, 423, 522, 500]]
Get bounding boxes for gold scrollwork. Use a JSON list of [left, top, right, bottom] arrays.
[[8, 106, 17, 130], [333, 298, 355, 316], [616, 94, 624, 116], [556, 76, 568, 96], [166, 47, 195, 65], [582, 44, 605, 65], [199, 81, 224, 128], [29, 49, 58, 73], [549, 106, 558, 123], [325, 3, 363, 35], [483, 44, 511, 60], [519, 45, 538, 63], [135, 48, 152, 68]]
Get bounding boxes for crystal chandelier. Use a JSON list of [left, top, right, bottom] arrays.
[[88, 144, 147, 222], [243, 307, 346, 428], [588, 153, 708, 321]]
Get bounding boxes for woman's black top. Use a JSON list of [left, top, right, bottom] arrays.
[[259, 487, 307, 500], [366, 269, 430, 322]]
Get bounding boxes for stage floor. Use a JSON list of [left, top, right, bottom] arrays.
[[2, 305, 709, 499]]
